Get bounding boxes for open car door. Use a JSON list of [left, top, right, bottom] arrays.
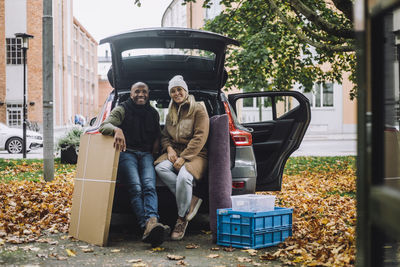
[[228, 91, 311, 191]]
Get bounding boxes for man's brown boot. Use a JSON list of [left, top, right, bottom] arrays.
[[142, 217, 167, 247]]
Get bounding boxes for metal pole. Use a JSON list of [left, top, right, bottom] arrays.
[[22, 48, 27, 158], [43, 0, 54, 181]]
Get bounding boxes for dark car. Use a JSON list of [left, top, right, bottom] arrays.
[[88, 28, 310, 198]]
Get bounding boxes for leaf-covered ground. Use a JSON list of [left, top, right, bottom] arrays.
[[261, 156, 356, 266], [0, 159, 74, 243], [0, 156, 356, 266]]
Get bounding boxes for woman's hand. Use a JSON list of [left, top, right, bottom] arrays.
[[173, 157, 185, 171], [167, 146, 178, 163], [113, 128, 126, 152]]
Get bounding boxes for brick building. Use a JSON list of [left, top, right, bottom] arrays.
[[0, 0, 98, 129]]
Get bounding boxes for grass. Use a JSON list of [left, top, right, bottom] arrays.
[[284, 156, 356, 175], [0, 156, 357, 183], [0, 158, 76, 183]]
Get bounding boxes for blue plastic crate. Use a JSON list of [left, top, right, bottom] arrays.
[[217, 207, 293, 249]]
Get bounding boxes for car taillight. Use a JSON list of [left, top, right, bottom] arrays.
[[232, 181, 245, 189], [223, 102, 252, 146], [102, 101, 112, 123], [86, 100, 113, 135]]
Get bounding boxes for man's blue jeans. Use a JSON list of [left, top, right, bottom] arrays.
[[117, 150, 158, 228]]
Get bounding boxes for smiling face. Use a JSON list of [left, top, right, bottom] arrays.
[[130, 83, 149, 105], [169, 86, 187, 105]]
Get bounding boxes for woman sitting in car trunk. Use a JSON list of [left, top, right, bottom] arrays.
[[154, 75, 209, 241]]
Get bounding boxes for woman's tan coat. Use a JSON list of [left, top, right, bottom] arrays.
[[154, 96, 209, 180]]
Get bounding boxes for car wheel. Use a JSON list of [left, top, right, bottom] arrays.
[[6, 137, 23, 154]]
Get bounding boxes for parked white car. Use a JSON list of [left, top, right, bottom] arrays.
[[0, 123, 43, 154]]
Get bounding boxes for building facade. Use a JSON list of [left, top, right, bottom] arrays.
[[161, 0, 357, 136], [72, 18, 98, 126], [97, 49, 113, 111], [0, 0, 98, 130]]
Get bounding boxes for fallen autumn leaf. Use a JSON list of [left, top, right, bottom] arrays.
[[167, 254, 185, 260]]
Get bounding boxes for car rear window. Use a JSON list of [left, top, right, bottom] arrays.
[[121, 48, 216, 72], [122, 48, 215, 60]]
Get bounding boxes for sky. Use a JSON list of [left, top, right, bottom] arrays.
[[73, 0, 172, 56]]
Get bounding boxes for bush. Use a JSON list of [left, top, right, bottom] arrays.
[[56, 127, 84, 151]]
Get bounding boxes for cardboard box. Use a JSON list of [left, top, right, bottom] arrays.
[[69, 133, 120, 246]]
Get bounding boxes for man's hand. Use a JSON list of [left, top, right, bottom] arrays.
[[113, 128, 126, 152], [173, 157, 185, 171], [167, 146, 178, 163]]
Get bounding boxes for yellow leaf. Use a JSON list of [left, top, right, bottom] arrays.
[[321, 218, 329, 225], [151, 247, 165, 252], [66, 249, 76, 257], [292, 256, 303, 263]]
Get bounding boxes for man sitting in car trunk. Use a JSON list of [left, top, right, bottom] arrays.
[[99, 82, 169, 247]]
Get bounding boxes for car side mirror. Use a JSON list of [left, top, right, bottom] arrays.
[[89, 117, 97, 126]]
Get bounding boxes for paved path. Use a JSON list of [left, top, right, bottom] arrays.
[[0, 132, 357, 159], [0, 148, 46, 159], [292, 139, 356, 157]]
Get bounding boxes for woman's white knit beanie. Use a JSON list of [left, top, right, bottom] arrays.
[[168, 75, 188, 94]]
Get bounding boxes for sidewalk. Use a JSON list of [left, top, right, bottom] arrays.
[[302, 133, 356, 141], [292, 133, 357, 157]]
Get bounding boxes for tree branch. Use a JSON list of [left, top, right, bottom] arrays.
[[289, 0, 355, 39], [267, 0, 354, 52], [331, 0, 353, 22], [291, 7, 349, 45], [301, 25, 348, 44]]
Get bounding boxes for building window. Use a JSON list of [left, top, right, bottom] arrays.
[[305, 83, 334, 108], [6, 38, 22, 65], [6, 104, 23, 127]]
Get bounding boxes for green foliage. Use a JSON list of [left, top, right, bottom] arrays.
[[132, 0, 357, 98], [284, 156, 356, 175], [200, 0, 356, 98], [56, 127, 84, 151]]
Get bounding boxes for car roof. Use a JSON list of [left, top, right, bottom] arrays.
[[100, 27, 239, 92]]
